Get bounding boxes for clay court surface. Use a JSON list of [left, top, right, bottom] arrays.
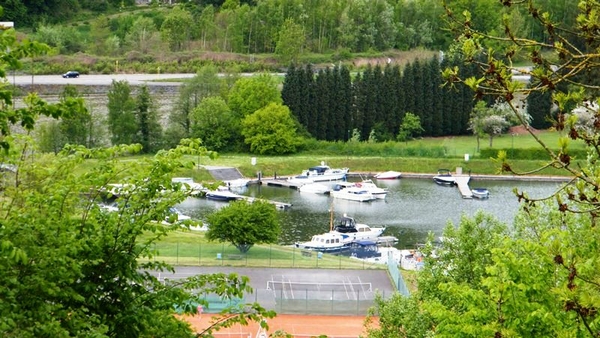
[[183, 313, 375, 337], [156, 266, 392, 337]]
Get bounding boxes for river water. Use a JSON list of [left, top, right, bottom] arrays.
[[175, 177, 561, 249]]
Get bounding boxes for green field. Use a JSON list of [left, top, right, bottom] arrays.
[[185, 130, 580, 180]]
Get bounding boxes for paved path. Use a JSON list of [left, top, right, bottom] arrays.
[[10, 73, 195, 86]]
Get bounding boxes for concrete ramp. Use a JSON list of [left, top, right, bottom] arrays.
[[203, 166, 244, 181]]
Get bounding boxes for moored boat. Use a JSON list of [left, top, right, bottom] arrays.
[[471, 188, 490, 199], [288, 164, 349, 184], [171, 177, 204, 196], [346, 240, 382, 259], [356, 179, 388, 199], [330, 185, 376, 202], [298, 182, 332, 194], [433, 169, 456, 186], [205, 186, 244, 201], [374, 170, 402, 180], [295, 214, 386, 253]]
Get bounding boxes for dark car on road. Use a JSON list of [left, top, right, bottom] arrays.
[[62, 71, 80, 78]]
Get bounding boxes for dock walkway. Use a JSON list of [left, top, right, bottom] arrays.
[[454, 175, 473, 199]]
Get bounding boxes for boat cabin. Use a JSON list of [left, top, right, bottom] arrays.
[[333, 215, 358, 233]]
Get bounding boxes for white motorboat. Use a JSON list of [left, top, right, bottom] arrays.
[[331, 186, 375, 202], [223, 178, 250, 188], [295, 214, 386, 253], [355, 179, 388, 199], [433, 169, 456, 186], [471, 188, 490, 199], [374, 170, 402, 179], [171, 177, 204, 195], [288, 164, 349, 184], [330, 182, 376, 202], [163, 207, 192, 224], [298, 183, 331, 194], [205, 186, 244, 201]]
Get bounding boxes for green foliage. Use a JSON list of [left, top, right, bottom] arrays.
[[133, 85, 163, 153], [167, 65, 230, 148], [479, 147, 589, 161], [241, 103, 303, 155], [107, 80, 136, 145], [228, 75, 282, 118], [275, 18, 305, 65], [160, 6, 193, 51], [206, 200, 281, 253], [397, 112, 424, 142], [0, 137, 274, 337], [58, 85, 92, 148], [191, 96, 240, 151]]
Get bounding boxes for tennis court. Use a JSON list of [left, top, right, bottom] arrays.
[[155, 266, 396, 315]]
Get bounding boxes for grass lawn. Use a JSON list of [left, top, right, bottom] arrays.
[[185, 130, 579, 179], [141, 230, 386, 270]]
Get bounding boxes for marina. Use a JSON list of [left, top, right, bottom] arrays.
[[175, 176, 564, 249]]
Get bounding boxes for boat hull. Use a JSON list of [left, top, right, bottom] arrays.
[[374, 171, 402, 179], [205, 192, 242, 201], [471, 188, 490, 199], [433, 176, 456, 186]]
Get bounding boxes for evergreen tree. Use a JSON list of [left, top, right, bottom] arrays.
[[338, 66, 353, 141], [352, 72, 366, 140], [336, 65, 353, 141], [428, 57, 444, 136], [526, 70, 555, 130], [526, 89, 553, 129], [314, 69, 330, 140], [381, 63, 401, 139], [412, 59, 428, 135], [134, 85, 163, 153], [281, 64, 301, 122], [362, 65, 377, 140], [402, 62, 416, 124]]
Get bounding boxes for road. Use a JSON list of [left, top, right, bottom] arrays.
[[9, 73, 196, 86]]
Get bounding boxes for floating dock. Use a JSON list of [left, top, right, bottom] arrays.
[[261, 179, 302, 189], [238, 195, 292, 210], [376, 236, 399, 246], [454, 175, 473, 199]]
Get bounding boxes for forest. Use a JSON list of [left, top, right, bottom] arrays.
[[0, 0, 583, 64]]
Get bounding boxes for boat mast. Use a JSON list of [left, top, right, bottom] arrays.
[[329, 203, 334, 231]]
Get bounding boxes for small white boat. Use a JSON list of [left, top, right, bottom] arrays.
[[205, 186, 244, 201], [471, 188, 490, 199], [98, 202, 119, 212], [171, 177, 204, 195], [223, 178, 250, 188], [374, 171, 402, 180], [163, 207, 192, 224], [298, 183, 331, 194], [433, 169, 456, 186], [355, 179, 388, 199], [331, 185, 376, 202]]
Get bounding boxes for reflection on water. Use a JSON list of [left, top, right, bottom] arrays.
[[176, 178, 562, 249]]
